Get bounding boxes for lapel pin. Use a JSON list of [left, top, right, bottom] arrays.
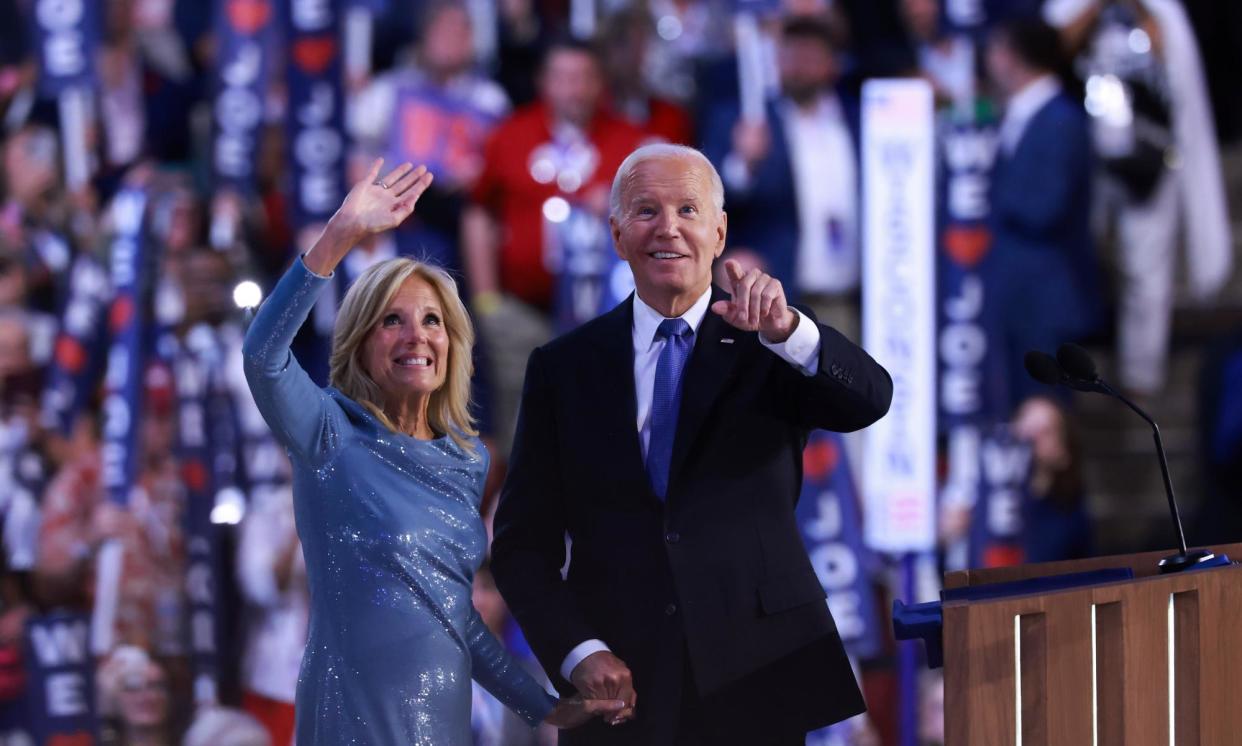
[[720, 338, 735, 344]]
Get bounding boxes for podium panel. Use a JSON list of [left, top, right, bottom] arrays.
[[942, 545, 1242, 746]]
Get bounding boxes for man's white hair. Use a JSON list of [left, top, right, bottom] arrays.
[[609, 143, 725, 218]]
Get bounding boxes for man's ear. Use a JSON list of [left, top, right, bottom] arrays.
[[610, 215, 626, 261], [714, 210, 728, 258]]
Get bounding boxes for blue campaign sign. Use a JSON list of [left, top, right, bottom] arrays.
[[284, 0, 347, 229], [29, 0, 100, 95], [21, 613, 99, 745], [796, 431, 881, 660], [386, 85, 500, 190], [100, 188, 149, 507], [42, 254, 110, 436], [967, 426, 1031, 568], [212, 0, 276, 192], [549, 206, 633, 332]]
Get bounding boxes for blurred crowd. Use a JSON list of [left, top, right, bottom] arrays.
[[0, 0, 1239, 744]]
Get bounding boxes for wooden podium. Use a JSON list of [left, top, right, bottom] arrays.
[[941, 544, 1242, 746]]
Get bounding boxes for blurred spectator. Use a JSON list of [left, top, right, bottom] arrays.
[[1011, 396, 1093, 562], [236, 480, 304, 746], [350, 1, 510, 275], [597, 7, 694, 145], [704, 15, 861, 339], [97, 645, 174, 746], [897, 0, 977, 110], [464, 38, 644, 451], [643, 0, 734, 105], [183, 706, 271, 746], [37, 361, 188, 655], [984, 18, 1101, 409], [494, 0, 555, 109], [1046, 0, 1233, 398]]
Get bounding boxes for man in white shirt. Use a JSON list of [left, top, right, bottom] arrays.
[[491, 143, 892, 745], [710, 15, 861, 341]]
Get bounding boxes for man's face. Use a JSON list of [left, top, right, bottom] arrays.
[[3, 129, 58, 205], [179, 251, 233, 325], [540, 48, 603, 126], [421, 6, 475, 78], [611, 156, 726, 306], [985, 34, 1020, 97], [779, 36, 838, 105], [901, 0, 941, 42]]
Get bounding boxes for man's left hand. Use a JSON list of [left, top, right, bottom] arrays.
[[711, 259, 799, 343]]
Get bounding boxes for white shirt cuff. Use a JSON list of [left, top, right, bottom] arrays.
[[560, 639, 611, 683], [759, 308, 821, 375]]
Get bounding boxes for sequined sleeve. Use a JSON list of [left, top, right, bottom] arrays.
[[466, 609, 557, 727], [242, 257, 343, 466]]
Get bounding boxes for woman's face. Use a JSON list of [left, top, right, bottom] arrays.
[[360, 276, 450, 404], [117, 662, 169, 729]]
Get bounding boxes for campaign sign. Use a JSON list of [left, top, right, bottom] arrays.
[[796, 431, 882, 660], [29, 0, 99, 95], [284, 0, 347, 229], [386, 85, 499, 189], [860, 79, 937, 553], [967, 427, 1031, 568], [18, 613, 98, 745], [42, 254, 110, 436], [212, 0, 276, 192], [547, 205, 633, 331], [100, 188, 148, 507]]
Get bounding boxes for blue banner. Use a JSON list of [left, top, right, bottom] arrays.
[[967, 427, 1031, 568], [386, 84, 501, 189], [284, 0, 347, 230], [100, 188, 148, 507], [796, 431, 882, 660], [212, 0, 276, 193], [548, 206, 633, 331], [29, 0, 100, 95], [18, 613, 99, 745], [42, 254, 110, 436]]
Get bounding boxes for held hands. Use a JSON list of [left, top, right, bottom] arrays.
[[711, 258, 799, 343], [544, 695, 628, 729], [333, 159, 434, 240], [569, 651, 637, 727]]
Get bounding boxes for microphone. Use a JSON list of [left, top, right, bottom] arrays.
[[1025, 344, 1219, 573]]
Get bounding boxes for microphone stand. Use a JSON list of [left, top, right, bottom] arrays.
[[1097, 379, 1216, 573]]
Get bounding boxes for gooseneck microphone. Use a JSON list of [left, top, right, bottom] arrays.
[[1026, 344, 1217, 573]]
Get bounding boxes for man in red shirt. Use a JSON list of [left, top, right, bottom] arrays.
[[464, 39, 646, 457]]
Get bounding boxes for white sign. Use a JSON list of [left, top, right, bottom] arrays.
[[861, 79, 937, 553]]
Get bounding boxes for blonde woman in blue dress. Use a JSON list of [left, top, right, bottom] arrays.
[[243, 160, 625, 744]]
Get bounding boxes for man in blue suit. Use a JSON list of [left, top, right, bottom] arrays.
[[700, 16, 862, 339], [984, 18, 1103, 408]]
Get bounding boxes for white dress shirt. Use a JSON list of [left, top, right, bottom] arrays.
[[782, 95, 859, 295], [997, 74, 1061, 156], [559, 287, 824, 681]]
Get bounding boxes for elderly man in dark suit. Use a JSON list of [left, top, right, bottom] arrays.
[[490, 143, 892, 745]]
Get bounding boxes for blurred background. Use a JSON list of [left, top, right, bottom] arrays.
[[0, 0, 1240, 744]]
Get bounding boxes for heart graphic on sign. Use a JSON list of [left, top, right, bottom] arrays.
[[802, 436, 840, 480], [109, 295, 134, 332], [55, 337, 88, 374], [227, 0, 271, 35], [943, 226, 992, 268], [293, 36, 337, 75]]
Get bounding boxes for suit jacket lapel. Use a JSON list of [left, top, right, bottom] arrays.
[[669, 286, 741, 487], [589, 296, 652, 498]]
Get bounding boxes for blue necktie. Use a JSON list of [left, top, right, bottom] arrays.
[[647, 318, 693, 499]]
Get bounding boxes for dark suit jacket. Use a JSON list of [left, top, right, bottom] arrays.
[[491, 289, 892, 743], [987, 92, 1104, 405], [699, 95, 861, 293]]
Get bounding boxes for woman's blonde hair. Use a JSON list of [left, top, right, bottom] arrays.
[[328, 257, 477, 451]]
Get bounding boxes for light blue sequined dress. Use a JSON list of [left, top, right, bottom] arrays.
[[242, 258, 556, 745]]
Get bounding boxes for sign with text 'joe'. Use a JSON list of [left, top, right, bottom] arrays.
[[861, 79, 937, 553]]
